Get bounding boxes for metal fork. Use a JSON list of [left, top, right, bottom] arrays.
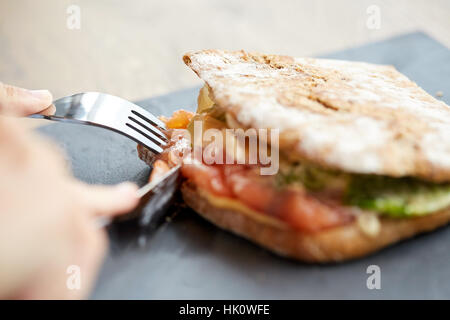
[[30, 92, 168, 154]]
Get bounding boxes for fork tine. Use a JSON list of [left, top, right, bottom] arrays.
[[128, 116, 167, 145], [131, 108, 167, 129], [123, 123, 164, 153], [129, 111, 168, 141]]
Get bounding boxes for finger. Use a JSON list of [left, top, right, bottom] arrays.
[[77, 182, 140, 217], [37, 104, 56, 116], [0, 82, 53, 116]]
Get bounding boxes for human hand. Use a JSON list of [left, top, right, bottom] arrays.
[[0, 82, 54, 116], [0, 110, 139, 299]]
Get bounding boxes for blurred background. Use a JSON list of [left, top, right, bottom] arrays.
[[0, 0, 449, 101]]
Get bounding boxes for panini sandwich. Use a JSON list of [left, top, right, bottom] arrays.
[[138, 50, 450, 262]]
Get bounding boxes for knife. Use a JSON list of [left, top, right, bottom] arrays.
[[136, 164, 181, 227], [95, 164, 181, 229]]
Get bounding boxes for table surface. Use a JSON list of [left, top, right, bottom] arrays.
[[1, 0, 449, 101], [38, 31, 450, 299]]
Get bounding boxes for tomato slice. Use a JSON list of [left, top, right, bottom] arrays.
[[181, 162, 232, 198], [275, 190, 351, 232], [181, 162, 352, 232], [224, 166, 275, 213]]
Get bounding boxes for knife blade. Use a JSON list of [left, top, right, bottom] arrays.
[[95, 164, 181, 229], [136, 164, 181, 227]]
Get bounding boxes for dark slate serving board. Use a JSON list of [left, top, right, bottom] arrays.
[[38, 32, 450, 299]]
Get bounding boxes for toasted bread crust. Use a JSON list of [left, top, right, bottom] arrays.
[[183, 50, 450, 182], [181, 182, 450, 263]]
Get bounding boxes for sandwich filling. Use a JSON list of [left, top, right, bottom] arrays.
[[149, 85, 450, 233]]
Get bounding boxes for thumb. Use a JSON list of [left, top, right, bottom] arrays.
[[78, 182, 140, 217], [0, 82, 53, 116]]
